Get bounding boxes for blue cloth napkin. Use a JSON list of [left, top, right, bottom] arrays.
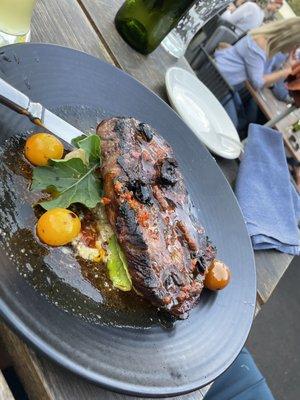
[[235, 123, 300, 255]]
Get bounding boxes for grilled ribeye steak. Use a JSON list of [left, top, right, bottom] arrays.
[[97, 117, 216, 318]]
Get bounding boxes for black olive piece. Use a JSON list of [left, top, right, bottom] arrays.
[[195, 258, 206, 274], [160, 158, 178, 186], [164, 275, 173, 290], [171, 270, 183, 286], [190, 250, 198, 259], [137, 123, 154, 142], [128, 180, 153, 205], [163, 269, 183, 290]]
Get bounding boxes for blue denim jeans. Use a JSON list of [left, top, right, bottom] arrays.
[[205, 348, 275, 400]]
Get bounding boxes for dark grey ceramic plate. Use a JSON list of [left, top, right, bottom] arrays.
[[0, 44, 256, 397]]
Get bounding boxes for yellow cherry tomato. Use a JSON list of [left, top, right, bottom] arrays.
[[25, 133, 64, 166], [204, 260, 231, 291], [37, 208, 81, 246]]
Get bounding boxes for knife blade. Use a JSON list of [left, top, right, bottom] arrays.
[[0, 76, 85, 145], [38, 108, 86, 145]]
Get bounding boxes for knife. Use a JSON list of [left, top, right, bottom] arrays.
[[0, 77, 85, 145]]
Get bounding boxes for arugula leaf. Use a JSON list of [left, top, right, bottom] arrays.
[[32, 158, 102, 210], [64, 148, 88, 165], [77, 135, 100, 164], [31, 134, 102, 210], [107, 235, 132, 291], [71, 135, 87, 148]]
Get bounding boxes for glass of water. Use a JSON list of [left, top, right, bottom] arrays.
[[161, 0, 231, 59], [0, 0, 36, 46]]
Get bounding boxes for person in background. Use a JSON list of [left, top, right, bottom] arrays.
[[221, 0, 283, 36], [286, 62, 300, 189], [287, 62, 300, 106], [264, 0, 284, 22], [266, 51, 293, 102], [268, 49, 300, 103], [214, 18, 300, 133], [221, 0, 265, 36], [215, 18, 300, 91], [205, 348, 275, 400]]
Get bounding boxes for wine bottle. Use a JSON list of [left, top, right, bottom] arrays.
[[292, 120, 300, 133], [115, 0, 197, 55]]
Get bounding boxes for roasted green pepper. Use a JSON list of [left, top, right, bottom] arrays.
[[107, 235, 132, 291]]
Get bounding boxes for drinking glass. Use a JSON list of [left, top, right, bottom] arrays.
[[161, 0, 231, 58], [0, 0, 36, 46]]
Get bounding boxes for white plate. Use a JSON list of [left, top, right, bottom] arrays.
[[165, 67, 242, 159]]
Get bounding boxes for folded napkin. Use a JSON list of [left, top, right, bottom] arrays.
[[235, 123, 300, 255]]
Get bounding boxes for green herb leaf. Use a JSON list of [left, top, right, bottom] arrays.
[[71, 134, 100, 164], [107, 235, 132, 291], [64, 148, 89, 165], [31, 134, 102, 210], [71, 135, 87, 148], [77, 135, 100, 164]]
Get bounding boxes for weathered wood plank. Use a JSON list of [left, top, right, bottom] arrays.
[[215, 157, 239, 186], [0, 370, 15, 400], [77, 0, 193, 99], [255, 299, 261, 316], [0, 345, 11, 371], [0, 373, 14, 400], [31, 0, 113, 63], [0, 322, 54, 400], [245, 82, 300, 162], [255, 251, 293, 304]]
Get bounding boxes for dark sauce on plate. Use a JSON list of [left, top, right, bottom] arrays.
[[0, 133, 175, 329]]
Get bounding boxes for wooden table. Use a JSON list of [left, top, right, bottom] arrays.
[[0, 1, 294, 399], [246, 82, 300, 162]]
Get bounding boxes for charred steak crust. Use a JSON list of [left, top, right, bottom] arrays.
[[97, 117, 216, 318]]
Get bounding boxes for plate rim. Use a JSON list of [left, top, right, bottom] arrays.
[[165, 66, 241, 159]]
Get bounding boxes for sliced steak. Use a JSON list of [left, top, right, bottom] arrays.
[[97, 117, 216, 318]]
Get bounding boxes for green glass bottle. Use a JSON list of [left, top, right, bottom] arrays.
[[115, 0, 197, 55], [292, 120, 300, 133]]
